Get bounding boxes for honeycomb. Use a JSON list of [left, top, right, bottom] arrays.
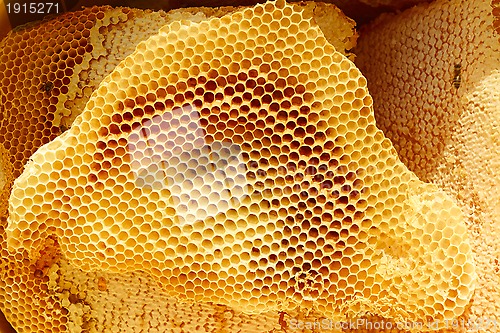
[[6, 0, 475, 328], [0, 2, 359, 332], [355, 0, 499, 331]]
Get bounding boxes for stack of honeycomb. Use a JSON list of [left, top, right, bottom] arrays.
[[1, 0, 495, 332]]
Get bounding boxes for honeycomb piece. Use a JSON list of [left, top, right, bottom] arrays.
[[7, 0, 474, 325], [355, 0, 499, 331], [0, 3, 359, 333]]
